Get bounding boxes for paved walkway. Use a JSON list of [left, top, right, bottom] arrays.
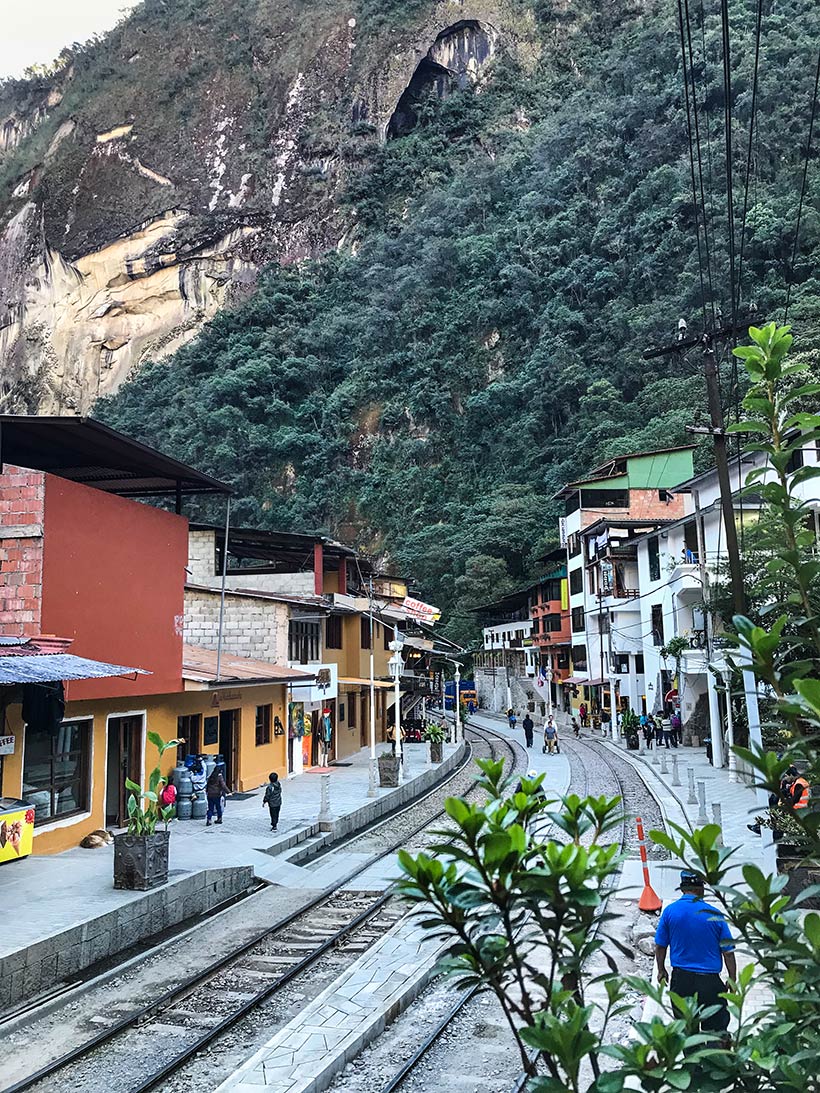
[[0, 741, 460, 960], [218, 913, 445, 1093]]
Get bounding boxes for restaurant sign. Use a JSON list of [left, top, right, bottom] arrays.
[[0, 735, 15, 756]]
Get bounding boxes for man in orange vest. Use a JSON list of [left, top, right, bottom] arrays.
[[784, 767, 810, 810]]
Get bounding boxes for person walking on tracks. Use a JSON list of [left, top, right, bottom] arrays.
[[205, 766, 229, 826], [655, 871, 736, 1040], [263, 771, 282, 831], [542, 715, 559, 755], [507, 708, 517, 731], [522, 712, 534, 749]]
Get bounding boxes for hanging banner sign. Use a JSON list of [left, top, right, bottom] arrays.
[[402, 596, 441, 623]]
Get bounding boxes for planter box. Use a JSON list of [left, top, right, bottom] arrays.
[[378, 754, 401, 788], [429, 740, 444, 764], [113, 830, 170, 891], [777, 854, 820, 908]]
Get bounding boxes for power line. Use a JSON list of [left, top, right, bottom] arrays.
[[736, 0, 763, 311], [784, 47, 820, 323], [720, 0, 738, 348], [677, 0, 709, 326]]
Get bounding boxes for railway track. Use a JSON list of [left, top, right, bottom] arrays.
[[361, 725, 660, 1093], [2, 724, 520, 1093]]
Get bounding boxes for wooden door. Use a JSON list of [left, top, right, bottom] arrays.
[[218, 709, 239, 790], [106, 716, 143, 826]]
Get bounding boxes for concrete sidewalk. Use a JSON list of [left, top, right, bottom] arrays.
[[0, 740, 461, 963]]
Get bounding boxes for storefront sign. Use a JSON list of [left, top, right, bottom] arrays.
[[402, 596, 441, 623], [0, 736, 15, 756], [290, 663, 338, 705]]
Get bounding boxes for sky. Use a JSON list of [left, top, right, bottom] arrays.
[[0, 1, 140, 79]]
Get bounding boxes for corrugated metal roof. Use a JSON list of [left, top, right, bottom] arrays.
[[182, 645, 314, 687], [0, 653, 150, 685]]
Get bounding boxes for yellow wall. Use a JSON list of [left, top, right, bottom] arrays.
[[1, 683, 290, 856]]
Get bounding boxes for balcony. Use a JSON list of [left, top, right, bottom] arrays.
[[669, 560, 702, 597]]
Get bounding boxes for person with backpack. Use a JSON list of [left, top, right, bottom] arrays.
[[542, 715, 559, 754], [263, 772, 282, 831], [508, 708, 517, 731], [205, 766, 229, 826]]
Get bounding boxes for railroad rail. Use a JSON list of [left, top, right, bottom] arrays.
[[3, 725, 518, 1093]]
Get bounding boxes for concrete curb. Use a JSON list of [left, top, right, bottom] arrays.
[[286, 742, 467, 864]]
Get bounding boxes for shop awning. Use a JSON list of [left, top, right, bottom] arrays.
[[338, 677, 395, 689], [0, 653, 149, 685], [562, 676, 606, 687], [182, 645, 314, 688]]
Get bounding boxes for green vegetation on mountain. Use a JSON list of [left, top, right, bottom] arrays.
[[97, 0, 820, 643]]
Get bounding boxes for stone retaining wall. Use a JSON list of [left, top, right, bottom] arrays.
[[0, 865, 254, 1012]]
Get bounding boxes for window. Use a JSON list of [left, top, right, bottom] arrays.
[[571, 606, 585, 632], [326, 614, 343, 650], [651, 604, 664, 645], [658, 489, 673, 502], [648, 536, 661, 582], [581, 487, 629, 509], [255, 705, 272, 746], [565, 491, 580, 515], [361, 616, 371, 650], [568, 533, 581, 558], [786, 446, 806, 474], [541, 578, 562, 603], [571, 645, 588, 672], [177, 714, 202, 756], [289, 620, 321, 662], [383, 625, 391, 651], [23, 719, 91, 826], [348, 693, 357, 727], [569, 568, 583, 595], [635, 654, 645, 673], [544, 613, 563, 632]]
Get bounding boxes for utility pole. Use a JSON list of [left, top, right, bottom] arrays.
[[367, 577, 377, 798], [644, 325, 748, 616]]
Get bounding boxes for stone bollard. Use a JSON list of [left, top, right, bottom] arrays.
[[660, 750, 669, 775], [671, 754, 681, 786], [712, 803, 724, 846], [425, 741, 432, 767], [639, 735, 645, 755], [651, 744, 660, 767], [318, 773, 333, 832], [687, 768, 698, 805], [696, 780, 708, 826]]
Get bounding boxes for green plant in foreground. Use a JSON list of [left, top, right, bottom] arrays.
[[125, 731, 181, 836], [398, 327, 820, 1090]]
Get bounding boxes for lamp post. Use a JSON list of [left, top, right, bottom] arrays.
[[503, 637, 512, 712], [545, 661, 554, 719], [367, 580, 377, 798], [608, 666, 619, 742], [454, 661, 462, 745], [389, 626, 404, 784]]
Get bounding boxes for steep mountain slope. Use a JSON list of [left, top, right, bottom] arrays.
[[0, 0, 538, 410], [5, 0, 820, 639]]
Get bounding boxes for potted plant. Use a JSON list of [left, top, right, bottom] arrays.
[[113, 731, 181, 891], [424, 721, 446, 763]]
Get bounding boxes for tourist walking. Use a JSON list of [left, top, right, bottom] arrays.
[[655, 871, 736, 1040], [643, 719, 654, 749], [263, 772, 282, 831], [660, 714, 672, 748], [205, 766, 229, 826], [670, 710, 682, 747], [508, 707, 517, 731], [542, 715, 559, 754], [522, 712, 534, 749], [572, 717, 580, 737], [579, 701, 588, 727]]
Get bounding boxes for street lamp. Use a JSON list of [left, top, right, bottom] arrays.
[[453, 660, 463, 745], [503, 636, 512, 712], [545, 661, 554, 719], [607, 665, 619, 742], [388, 626, 405, 784]]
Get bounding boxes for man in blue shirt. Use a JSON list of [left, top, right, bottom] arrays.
[[655, 871, 736, 1035]]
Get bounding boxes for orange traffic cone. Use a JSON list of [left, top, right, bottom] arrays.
[[636, 816, 663, 912]]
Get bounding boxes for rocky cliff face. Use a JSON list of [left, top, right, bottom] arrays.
[[0, 0, 536, 413]]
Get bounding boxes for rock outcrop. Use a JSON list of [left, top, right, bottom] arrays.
[[0, 0, 535, 412]]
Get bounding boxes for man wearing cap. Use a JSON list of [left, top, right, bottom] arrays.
[[655, 871, 736, 1037]]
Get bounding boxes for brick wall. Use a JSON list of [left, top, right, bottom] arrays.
[[0, 467, 45, 636], [184, 587, 289, 662], [579, 490, 685, 529], [188, 529, 217, 584]]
